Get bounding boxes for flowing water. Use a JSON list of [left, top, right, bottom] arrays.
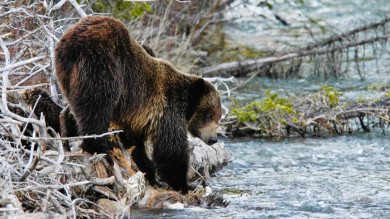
[[132, 132, 390, 218], [212, 134, 390, 218], [133, 1, 390, 218]]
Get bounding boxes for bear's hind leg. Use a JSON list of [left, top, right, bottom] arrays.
[[75, 102, 117, 163], [69, 65, 121, 163], [76, 105, 116, 163]]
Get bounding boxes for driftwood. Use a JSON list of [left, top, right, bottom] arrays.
[[0, 128, 230, 218], [188, 135, 232, 182], [223, 89, 390, 138], [201, 17, 390, 79]]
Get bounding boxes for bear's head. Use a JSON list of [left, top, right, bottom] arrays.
[[187, 79, 222, 145]]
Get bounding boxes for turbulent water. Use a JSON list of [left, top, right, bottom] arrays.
[[212, 134, 390, 218], [133, 1, 390, 218], [132, 133, 390, 218]]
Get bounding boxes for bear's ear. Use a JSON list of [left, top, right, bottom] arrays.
[[192, 78, 206, 92], [139, 41, 156, 57], [186, 78, 206, 120]]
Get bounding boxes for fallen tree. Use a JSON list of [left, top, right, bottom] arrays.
[[200, 17, 390, 79]]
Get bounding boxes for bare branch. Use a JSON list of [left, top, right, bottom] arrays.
[[3, 130, 124, 143], [0, 56, 47, 72], [67, 0, 87, 18], [0, 37, 45, 127], [49, 0, 68, 14]]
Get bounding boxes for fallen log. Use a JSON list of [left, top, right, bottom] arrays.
[[201, 34, 390, 75], [200, 17, 390, 76]]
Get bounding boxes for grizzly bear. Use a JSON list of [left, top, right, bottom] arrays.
[[55, 16, 222, 193], [5, 88, 78, 150], [6, 89, 63, 134]]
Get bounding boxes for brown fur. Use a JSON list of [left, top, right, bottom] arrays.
[[139, 42, 156, 58], [59, 105, 78, 150], [6, 89, 64, 133], [4, 89, 71, 149], [55, 16, 221, 194]]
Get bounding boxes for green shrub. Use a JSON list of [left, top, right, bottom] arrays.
[[320, 85, 341, 107], [231, 90, 295, 123], [92, 1, 153, 20]]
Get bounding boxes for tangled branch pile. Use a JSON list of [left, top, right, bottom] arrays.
[[223, 86, 390, 138], [0, 1, 233, 217]]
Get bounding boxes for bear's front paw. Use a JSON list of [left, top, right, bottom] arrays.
[[188, 183, 197, 191]]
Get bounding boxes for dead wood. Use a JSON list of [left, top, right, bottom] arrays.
[[201, 17, 390, 78], [223, 90, 390, 138]]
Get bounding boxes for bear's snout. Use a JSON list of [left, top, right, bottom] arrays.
[[207, 136, 218, 145]]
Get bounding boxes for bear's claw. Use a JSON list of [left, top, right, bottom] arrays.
[[152, 180, 166, 188]]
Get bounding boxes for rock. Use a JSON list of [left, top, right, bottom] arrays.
[[165, 202, 185, 209]]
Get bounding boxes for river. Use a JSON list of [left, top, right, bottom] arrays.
[[132, 132, 390, 218]]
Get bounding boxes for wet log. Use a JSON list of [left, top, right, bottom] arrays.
[[187, 135, 232, 182]]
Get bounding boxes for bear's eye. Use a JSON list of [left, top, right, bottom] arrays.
[[206, 113, 213, 121]]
